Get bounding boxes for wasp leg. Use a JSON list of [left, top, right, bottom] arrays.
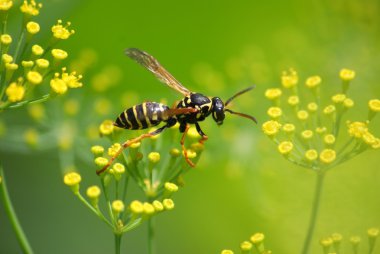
[[180, 124, 195, 168], [195, 122, 208, 145], [96, 124, 169, 175]]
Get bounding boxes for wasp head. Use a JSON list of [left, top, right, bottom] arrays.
[[211, 97, 225, 125]]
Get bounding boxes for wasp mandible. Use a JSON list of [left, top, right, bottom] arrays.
[[96, 48, 257, 175]]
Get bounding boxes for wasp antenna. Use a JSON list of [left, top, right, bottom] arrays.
[[225, 109, 257, 124], [225, 85, 256, 107]]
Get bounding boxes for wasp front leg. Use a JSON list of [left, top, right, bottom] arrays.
[[195, 122, 208, 145], [179, 123, 196, 168]]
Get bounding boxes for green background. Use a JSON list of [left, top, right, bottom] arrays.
[[1, 0, 379, 253]]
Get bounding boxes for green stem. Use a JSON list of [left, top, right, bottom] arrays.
[[75, 193, 113, 228], [148, 217, 155, 254], [0, 166, 34, 254], [114, 233, 121, 254], [301, 171, 325, 254]]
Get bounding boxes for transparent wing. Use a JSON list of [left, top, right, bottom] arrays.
[[125, 48, 191, 96]]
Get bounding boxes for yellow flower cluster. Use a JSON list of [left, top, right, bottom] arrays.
[[221, 232, 271, 254], [263, 68, 379, 171], [0, 0, 82, 111]]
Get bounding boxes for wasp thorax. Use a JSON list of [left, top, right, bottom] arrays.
[[211, 97, 225, 125]]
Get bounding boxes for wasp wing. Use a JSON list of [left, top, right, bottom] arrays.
[[125, 48, 191, 96]]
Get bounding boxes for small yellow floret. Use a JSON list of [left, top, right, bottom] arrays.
[[164, 182, 179, 193], [170, 148, 180, 157], [6, 83, 25, 102], [323, 105, 336, 115], [91, 145, 104, 156], [305, 149, 318, 161], [362, 131, 376, 145], [307, 102, 318, 112], [320, 237, 333, 247], [297, 110, 309, 120], [130, 142, 141, 149], [305, 75, 321, 88], [278, 141, 293, 155], [187, 126, 200, 139], [94, 157, 108, 167], [63, 172, 81, 186], [265, 88, 282, 100], [221, 250, 234, 254], [51, 49, 68, 60], [347, 121, 368, 138], [99, 120, 114, 135], [267, 107, 282, 119], [50, 78, 67, 95], [0, 0, 12, 11], [332, 94, 346, 104], [26, 21, 40, 34], [143, 202, 155, 215], [282, 123, 295, 133], [35, 58, 49, 69], [368, 99, 380, 112], [0, 34, 12, 45], [319, 149, 336, 164], [152, 200, 164, 212], [288, 95, 299, 106], [51, 19, 75, 40], [61, 70, 83, 88], [250, 233, 265, 244], [184, 149, 197, 159], [112, 163, 125, 174], [331, 233, 343, 243], [22, 61, 34, 68], [130, 200, 144, 214], [108, 143, 121, 157], [148, 152, 161, 163], [281, 68, 298, 88], [26, 71, 42, 85], [301, 130, 313, 140], [163, 199, 175, 210], [316, 127, 327, 134], [368, 228, 379, 238], [86, 185, 101, 199], [344, 98, 354, 108], [112, 200, 125, 213], [240, 241, 253, 251], [20, 0, 42, 16], [31, 44, 44, 55], [5, 63, 18, 71], [2, 54, 13, 63], [350, 236, 361, 245], [324, 134, 336, 145], [340, 68, 355, 81], [262, 120, 281, 136]]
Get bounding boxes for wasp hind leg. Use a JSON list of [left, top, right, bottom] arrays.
[[180, 123, 196, 168], [96, 124, 171, 175]]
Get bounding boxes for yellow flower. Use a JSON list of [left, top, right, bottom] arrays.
[[368, 99, 380, 112], [130, 200, 144, 214], [163, 199, 175, 210], [61, 70, 83, 88], [301, 130, 313, 140], [26, 21, 40, 34], [152, 200, 164, 212], [324, 134, 336, 145], [221, 250, 234, 254], [35, 58, 49, 69], [347, 121, 368, 138], [278, 141, 293, 155], [63, 172, 81, 186], [31, 44, 44, 56], [51, 19, 75, 40], [320, 237, 333, 247], [265, 88, 282, 100], [51, 49, 68, 60], [148, 152, 161, 163], [281, 68, 298, 88], [0, 34, 12, 45], [343, 98, 354, 108], [267, 106, 282, 119], [91, 145, 104, 156], [297, 110, 309, 120], [332, 93, 346, 104], [112, 163, 125, 174], [187, 126, 200, 139], [108, 143, 121, 157], [240, 241, 252, 251], [164, 182, 179, 193], [143, 202, 155, 215], [319, 149, 336, 164], [20, 0, 42, 16], [362, 131, 376, 145], [305, 75, 321, 88], [50, 77, 67, 95], [262, 120, 281, 136], [340, 68, 355, 81], [170, 148, 180, 157], [183, 149, 196, 159], [307, 102, 318, 112], [94, 157, 108, 167], [26, 71, 42, 85], [350, 236, 361, 245], [86, 185, 101, 199], [6, 83, 25, 102], [112, 200, 125, 213], [372, 138, 380, 149], [316, 126, 327, 134], [5, 62, 18, 71], [99, 119, 114, 135], [368, 228, 379, 238], [0, 0, 13, 11], [282, 123, 295, 134], [323, 105, 336, 115], [2, 53, 13, 63], [287, 95, 299, 106], [331, 233, 343, 243], [250, 233, 265, 244], [305, 149, 318, 161], [22, 60, 34, 68]]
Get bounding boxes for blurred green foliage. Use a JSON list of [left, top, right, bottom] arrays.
[[0, 0, 379, 253]]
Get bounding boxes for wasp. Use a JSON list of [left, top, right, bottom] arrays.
[[96, 48, 257, 175]]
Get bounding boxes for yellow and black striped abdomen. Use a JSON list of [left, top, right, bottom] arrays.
[[114, 102, 169, 130]]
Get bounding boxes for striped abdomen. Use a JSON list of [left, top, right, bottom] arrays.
[[114, 102, 169, 130]]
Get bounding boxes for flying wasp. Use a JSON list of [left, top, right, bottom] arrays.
[[96, 48, 257, 175]]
